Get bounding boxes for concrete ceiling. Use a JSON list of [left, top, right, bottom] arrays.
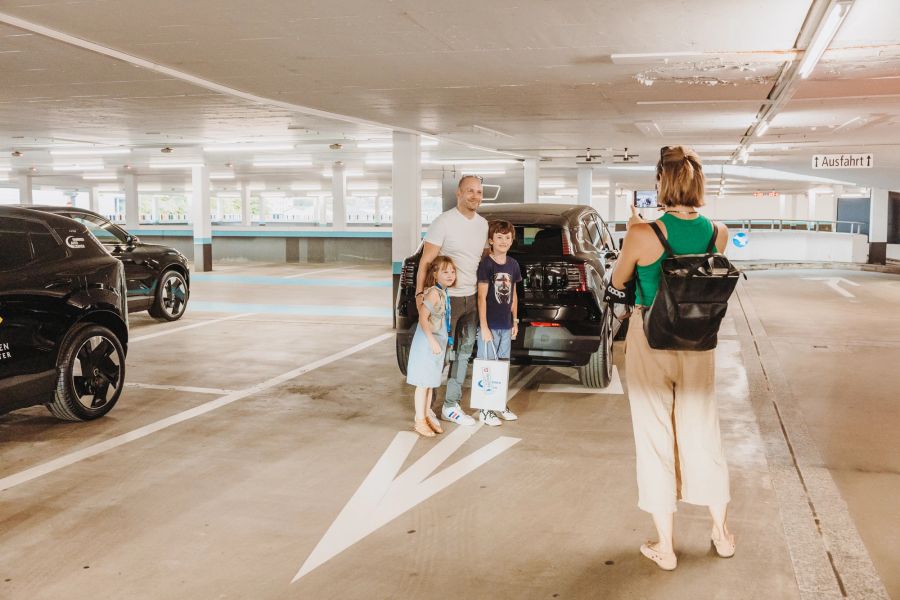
[[0, 0, 898, 196]]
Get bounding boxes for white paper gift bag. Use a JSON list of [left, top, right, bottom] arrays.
[[470, 345, 510, 412]]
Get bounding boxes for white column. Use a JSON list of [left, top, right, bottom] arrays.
[[316, 194, 328, 226], [241, 183, 252, 226], [807, 190, 817, 224], [870, 189, 889, 243], [523, 158, 539, 204], [18, 174, 33, 205], [191, 165, 212, 271], [151, 196, 159, 224], [88, 186, 99, 212], [607, 182, 617, 223], [332, 163, 347, 228], [392, 131, 422, 326], [124, 172, 138, 229], [577, 166, 592, 206], [374, 195, 382, 225]]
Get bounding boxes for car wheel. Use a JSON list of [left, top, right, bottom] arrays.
[[46, 323, 126, 421], [149, 269, 188, 321], [579, 308, 614, 388], [396, 333, 410, 376]]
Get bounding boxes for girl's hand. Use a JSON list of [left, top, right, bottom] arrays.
[[429, 338, 442, 354], [627, 205, 643, 229], [480, 328, 493, 343], [512, 322, 518, 340]]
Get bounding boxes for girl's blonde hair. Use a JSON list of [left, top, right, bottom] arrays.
[[656, 145, 705, 208], [425, 255, 457, 287]]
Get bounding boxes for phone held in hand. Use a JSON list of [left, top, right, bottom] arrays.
[[633, 190, 658, 208]]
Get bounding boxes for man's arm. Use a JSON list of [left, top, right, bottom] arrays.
[[415, 241, 441, 308], [477, 282, 491, 341], [511, 285, 518, 339]]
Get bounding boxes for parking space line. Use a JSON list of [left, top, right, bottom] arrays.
[[130, 313, 255, 343], [283, 266, 354, 279], [124, 383, 235, 395], [0, 331, 393, 493]]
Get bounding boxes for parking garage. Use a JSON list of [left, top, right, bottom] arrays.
[[1, 2, 900, 599]]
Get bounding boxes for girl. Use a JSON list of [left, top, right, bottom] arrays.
[[407, 256, 457, 437]]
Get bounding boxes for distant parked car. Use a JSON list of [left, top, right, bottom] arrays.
[[0, 206, 128, 420], [23, 206, 190, 321], [395, 203, 622, 388]]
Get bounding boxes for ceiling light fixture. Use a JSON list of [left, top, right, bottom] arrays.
[[433, 159, 519, 165], [11, 150, 22, 157], [461, 169, 506, 176], [209, 173, 236, 180], [252, 160, 313, 168], [756, 121, 770, 136], [798, 1, 853, 79]]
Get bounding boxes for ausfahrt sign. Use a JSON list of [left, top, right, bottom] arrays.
[[812, 154, 873, 169]]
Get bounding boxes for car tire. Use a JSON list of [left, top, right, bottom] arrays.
[[396, 333, 410, 376], [579, 309, 613, 388], [148, 269, 188, 321], [46, 323, 126, 421]]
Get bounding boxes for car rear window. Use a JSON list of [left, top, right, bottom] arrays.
[[26, 220, 64, 259], [511, 225, 564, 256]]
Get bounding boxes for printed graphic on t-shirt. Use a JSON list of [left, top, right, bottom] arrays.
[[493, 272, 512, 304]]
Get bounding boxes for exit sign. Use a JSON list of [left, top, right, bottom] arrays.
[[753, 191, 780, 197], [812, 154, 874, 169]]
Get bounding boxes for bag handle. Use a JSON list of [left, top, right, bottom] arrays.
[[486, 337, 500, 360]]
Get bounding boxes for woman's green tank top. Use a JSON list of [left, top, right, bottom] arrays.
[[635, 213, 716, 306]]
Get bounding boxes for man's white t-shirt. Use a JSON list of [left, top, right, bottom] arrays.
[[424, 207, 488, 297]]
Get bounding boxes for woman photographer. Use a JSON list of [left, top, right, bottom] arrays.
[[609, 146, 733, 570]]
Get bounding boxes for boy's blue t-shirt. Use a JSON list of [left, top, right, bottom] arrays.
[[476, 254, 522, 330]]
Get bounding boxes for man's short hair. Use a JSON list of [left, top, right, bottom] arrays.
[[457, 175, 483, 190]]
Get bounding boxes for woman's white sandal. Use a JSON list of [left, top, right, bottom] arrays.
[[640, 542, 677, 570], [711, 529, 736, 558]]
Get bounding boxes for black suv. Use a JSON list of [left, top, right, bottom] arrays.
[[23, 206, 190, 321], [0, 206, 129, 420], [396, 203, 621, 388]]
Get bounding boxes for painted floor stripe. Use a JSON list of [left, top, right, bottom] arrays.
[[191, 273, 389, 287], [124, 383, 235, 395], [537, 366, 624, 395], [283, 266, 354, 279], [130, 313, 254, 343], [0, 332, 393, 493], [189, 302, 390, 318]]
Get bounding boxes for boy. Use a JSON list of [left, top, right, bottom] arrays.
[[476, 220, 522, 426]]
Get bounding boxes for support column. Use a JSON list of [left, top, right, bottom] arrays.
[[316, 194, 328, 226], [577, 166, 592, 206], [607, 182, 618, 224], [807, 190, 817, 225], [374, 195, 382, 225], [869, 188, 889, 264], [89, 186, 99, 213], [779, 194, 787, 229], [241, 184, 252, 226], [191, 165, 213, 272], [332, 163, 347, 229], [392, 131, 422, 328], [18, 174, 33, 205], [524, 158, 539, 204], [124, 173, 138, 229]]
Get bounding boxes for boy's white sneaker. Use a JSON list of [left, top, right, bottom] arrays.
[[441, 404, 476, 426], [497, 408, 518, 421], [479, 410, 502, 427]]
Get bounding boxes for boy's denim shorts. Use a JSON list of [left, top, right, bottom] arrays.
[[477, 327, 511, 360]]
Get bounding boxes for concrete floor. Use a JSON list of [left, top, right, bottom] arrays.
[[0, 264, 896, 599]]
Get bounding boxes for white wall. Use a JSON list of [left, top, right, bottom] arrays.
[[888, 244, 900, 261], [706, 194, 837, 222]]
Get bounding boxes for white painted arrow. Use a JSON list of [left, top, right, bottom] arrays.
[[292, 424, 521, 582], [802, 276, 861, 298]]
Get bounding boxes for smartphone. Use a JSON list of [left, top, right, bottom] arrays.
[[633, 190, 658, 208]]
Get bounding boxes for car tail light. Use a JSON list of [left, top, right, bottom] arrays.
[[530, 322, 561, 327]]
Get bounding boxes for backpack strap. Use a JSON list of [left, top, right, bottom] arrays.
[[706, 221, 720, 253], [648, 221, 674, 257]]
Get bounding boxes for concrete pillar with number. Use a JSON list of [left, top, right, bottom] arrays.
[[191, 165, 213, 272]]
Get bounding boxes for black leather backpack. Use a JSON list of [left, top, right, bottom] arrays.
[[641, 221, 744, 351]]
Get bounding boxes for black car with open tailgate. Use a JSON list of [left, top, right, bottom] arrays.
[[0, 206, 129, 420], [396, 203, 621, 387]]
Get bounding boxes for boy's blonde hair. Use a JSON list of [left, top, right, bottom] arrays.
[[425, 255, 457, 287]]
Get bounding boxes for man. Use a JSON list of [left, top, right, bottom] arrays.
[[415, 175, 488, 426]]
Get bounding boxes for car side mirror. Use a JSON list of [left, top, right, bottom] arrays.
[[127, 235, 139, 246]]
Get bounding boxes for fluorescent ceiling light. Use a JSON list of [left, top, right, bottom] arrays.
[[51, 148, 131, 156], [798, 1, 852, 79], [82, 174, 118, 181], [150, 163, 203, 169], [0, 167, 12, 172], [756, 121, 770, 136], [462, 170, 506, 176], [53, 164, 105, 172], [209, 172, 236, 180], [433, 159, 519, 165], [252, 160, 312, 167], [204, 144, 295, 152], [607, 165, 655, 172]]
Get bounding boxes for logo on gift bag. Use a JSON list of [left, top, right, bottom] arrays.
[[476, 366, 503, 393]]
